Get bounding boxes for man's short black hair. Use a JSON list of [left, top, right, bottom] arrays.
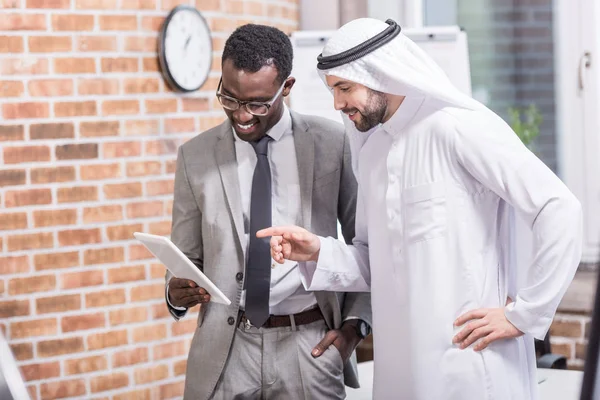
[[222, 24, 293, 85]]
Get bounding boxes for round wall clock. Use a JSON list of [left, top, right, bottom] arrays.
[[159, 5, 212, 92]]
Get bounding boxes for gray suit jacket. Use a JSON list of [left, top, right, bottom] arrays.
[[165, 111, 372, 400]]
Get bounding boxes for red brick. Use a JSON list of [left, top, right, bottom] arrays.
[[101, 57, 138, 73], [0, 57, 48, 75], [143, 57, 159, 72], [0, 169, 26, 187], [151, 303, 171, 319], [124, 119, 159, 136], [10, 318, 57, 339], [0, 299, 30, 318], [65, 355, 107, 375], [36, 294, 80, 314], [127, 161, 162, 176], [127, 200, 163, 218], [146, 179, 174, 196], [30, 122, 74, 139], [91, 373, 130, 392], [159, 381, 185, 399], [7, 232, 53, 251], [171, 318, 197, 336], [0, 212, 27, 230], [114, 389, 151, 400], [181, 97, 209, 112], [61, 270, 103, 289], [5, 188, 51, 207], [28, 36, 71, 52], [148, 221, 171, 236], [51, 14, 94, 31], [199, 116, 226, 130], [150, 263, 166, 279], [33, 209, 77, 227], [27, 0, 69, 7], [107, 223, 143, 241], [165, 117, 195, 134], [0, 36, 23, 53], [165, 199, 173, 216], [54, 101, 97, 118], [550, 342, 573, 359], [38, 337, 84, 357], [134, 364, 168, 384], [0, 14, 47, 30], [80, 121, 120, 137], [30, 166, 75, 184], [129, 243, 153, 260], [131, 283, 164, 302], [146, 139, 179, 155], [124, 36, 157, 52], [34, 251, 79, 271], [550, 319, 583, 338], [11, 342, 33, 361], [104, 182, 142, 199], [78, 78, 120, 96], [54, 57, 96, 74], [61, 312, 105, 332], [99, 15, 137, 30], [20, 361, 60, 382], [0, 125, 24, 141], [140, 16, 163, 32], [133, 323, 167, 343], [40, 379, 86, 400], [79, 163, 120, 180], [112, 347, 148, 367], [145, 98, 177, 114], [77, 35, 117, 52], [83, 246, 124, 265], [109, 306, 148, 326], [102, 99, 140, 116], [0, 255, 29, 274], [58, 228, 101, 245], [0, 80, 24, 97], [2, 102, 49, 119], [121, 0, 155, 9], [124, 77, 160, 93], [87, 329, 128, 350], [83, 205, 123, 224], [57, 186, 98, 203], [9, 275, 56, 295], [108, 265, 145, 283], [75, 0, 117, 8], [576, 342, 587, 359], [85, 288, 126, 307], [3, 146, 50, 164], [224, 0, 243, 13], [174, 359, 187, 376]]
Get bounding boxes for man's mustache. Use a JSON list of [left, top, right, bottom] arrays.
[[342, 108, 359, 115]]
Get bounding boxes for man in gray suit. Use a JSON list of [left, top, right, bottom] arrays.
[[165, 24, 371, 400]]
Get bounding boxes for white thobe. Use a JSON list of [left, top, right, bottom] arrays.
[[300, 96, 582, 399]]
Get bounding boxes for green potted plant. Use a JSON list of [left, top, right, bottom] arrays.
[[508, 104, 542, 150]]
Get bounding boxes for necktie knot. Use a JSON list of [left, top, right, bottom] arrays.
[[251, 135, 271, 156]]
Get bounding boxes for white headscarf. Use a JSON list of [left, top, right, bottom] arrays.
[[317, 18, 487, 175]]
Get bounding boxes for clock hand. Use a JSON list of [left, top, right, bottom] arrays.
[[184, 35, 191, 51]]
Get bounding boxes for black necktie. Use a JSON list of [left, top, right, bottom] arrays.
[[245, 135, 272, 327]]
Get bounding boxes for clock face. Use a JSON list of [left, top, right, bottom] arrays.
[[159, 6, 212, 92]]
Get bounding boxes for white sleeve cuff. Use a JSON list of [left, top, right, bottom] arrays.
[[165, 281, 187, 311], [504, 302, 552, 341]]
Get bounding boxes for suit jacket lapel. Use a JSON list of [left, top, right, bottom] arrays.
[[215, 121, 245, 252], [291, 111, 314, 231]]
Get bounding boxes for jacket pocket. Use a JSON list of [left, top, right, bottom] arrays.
[[402, 181, 447, 244]]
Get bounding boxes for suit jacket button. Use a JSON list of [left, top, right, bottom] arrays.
[[236, 272, 243, 282], [227, 317, 235, 325]]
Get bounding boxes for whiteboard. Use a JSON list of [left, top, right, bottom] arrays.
[[289, 26, 472, 124]]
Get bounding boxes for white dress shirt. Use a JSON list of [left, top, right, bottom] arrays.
[[300, 96, 582, 399]]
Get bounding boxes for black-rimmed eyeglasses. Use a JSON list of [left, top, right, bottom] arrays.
[[216, 77, 287, 117]]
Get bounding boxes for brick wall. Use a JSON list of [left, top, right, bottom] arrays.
[[0, 1, 298, 399]]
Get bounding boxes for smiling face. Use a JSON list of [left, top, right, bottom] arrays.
[[220, 58, 294, 142], [325, 75, 389, 132]]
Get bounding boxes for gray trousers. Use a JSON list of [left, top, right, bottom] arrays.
[[210, 318, 346, 400]]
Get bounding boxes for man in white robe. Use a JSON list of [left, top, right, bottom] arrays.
[[257, 18, 583, 400]]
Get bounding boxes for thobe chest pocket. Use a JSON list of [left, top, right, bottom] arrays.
[[401, 181, 447, 243]]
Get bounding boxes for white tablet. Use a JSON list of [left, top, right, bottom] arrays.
[[134, 232, 231, 305]]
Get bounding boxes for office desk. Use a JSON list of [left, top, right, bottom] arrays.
[[347, 361, 584, 400]]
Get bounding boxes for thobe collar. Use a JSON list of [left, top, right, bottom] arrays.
[[381, 95, 426, 136], [232, 104, 292, 143]]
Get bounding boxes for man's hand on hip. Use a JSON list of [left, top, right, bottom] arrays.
[[168, 278, 211, 308], [311, 321, 362, 365], [453, 307, 523, 351], [256, 225, 321, 264]]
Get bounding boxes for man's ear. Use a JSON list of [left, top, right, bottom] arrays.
[[282, 77, 296, 96]]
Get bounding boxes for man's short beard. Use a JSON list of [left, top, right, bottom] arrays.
[[355, 89, 387, 132]]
